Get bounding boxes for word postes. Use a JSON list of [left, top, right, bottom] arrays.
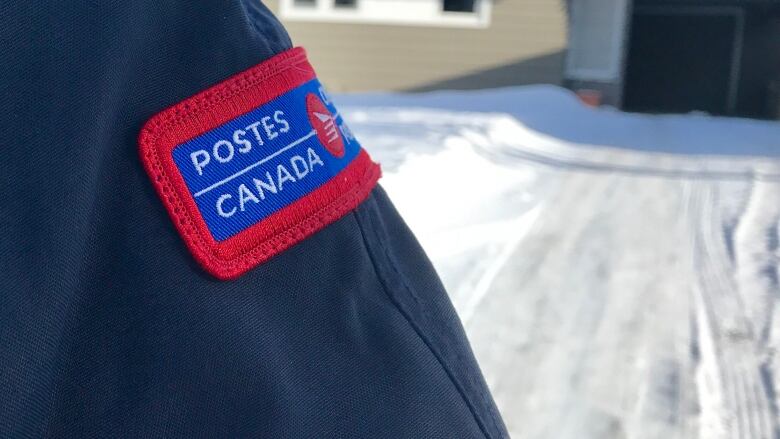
[[190, 111, 290, 176]]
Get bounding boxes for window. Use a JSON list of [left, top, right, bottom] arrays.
[[442, 0, 476, 13], [334, 0, 357, 8], [279, 0, 491, 28]]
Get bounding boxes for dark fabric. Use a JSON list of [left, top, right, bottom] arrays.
[[0, 1, 508, 437]]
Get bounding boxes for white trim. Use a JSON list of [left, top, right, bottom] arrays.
[[279, 0, 491, 28], [565, 0, 630, 82]]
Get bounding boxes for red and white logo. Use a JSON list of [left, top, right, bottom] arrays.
[[306, 92, 345, 158]]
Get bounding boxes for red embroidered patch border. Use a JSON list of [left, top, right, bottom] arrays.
[[138, 47, 381, 279]]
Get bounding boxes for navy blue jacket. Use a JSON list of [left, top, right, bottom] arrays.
[[0, 1, 507, 437]]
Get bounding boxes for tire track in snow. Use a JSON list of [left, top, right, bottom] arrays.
[[459, 205, 543, 326], [686, 181, 779, 439], [733, 181, 780, 439]]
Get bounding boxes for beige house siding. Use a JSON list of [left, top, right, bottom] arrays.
[[266, 0, 568, 92]]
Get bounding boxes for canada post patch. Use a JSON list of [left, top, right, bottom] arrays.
[[139, 47, 380, 279]]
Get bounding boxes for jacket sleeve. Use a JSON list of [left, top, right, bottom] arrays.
[[0, 1, 507, 437]]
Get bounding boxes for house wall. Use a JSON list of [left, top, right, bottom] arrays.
[[265, 0, 568, 92]]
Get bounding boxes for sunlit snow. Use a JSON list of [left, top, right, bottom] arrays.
[[338, 86, 780, 439]]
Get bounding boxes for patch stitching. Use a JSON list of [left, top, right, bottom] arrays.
[[139, 47, 381, 279]]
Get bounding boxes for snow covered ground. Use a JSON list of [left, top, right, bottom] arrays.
[[336, 86, 780, 439]]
